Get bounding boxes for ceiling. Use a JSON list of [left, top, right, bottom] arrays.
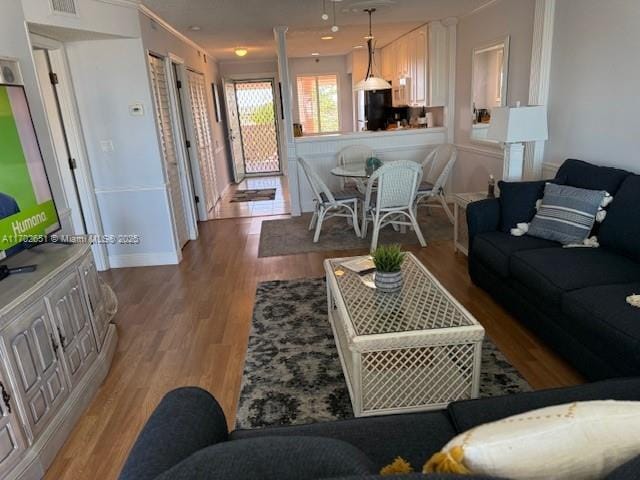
[[141, 0, 494, 61]]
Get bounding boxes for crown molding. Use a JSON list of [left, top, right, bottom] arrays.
[[138, 4, 218, 62], [94, 0, 140, 9], [460, 0, 502, 19]]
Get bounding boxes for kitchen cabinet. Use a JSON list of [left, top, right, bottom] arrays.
[[381, 21, 448, 108]]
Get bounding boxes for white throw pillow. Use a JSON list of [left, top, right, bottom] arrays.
[[425, 401, 640, 480]]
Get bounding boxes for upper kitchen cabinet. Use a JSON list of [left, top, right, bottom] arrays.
[[382, 21, 449, 108]]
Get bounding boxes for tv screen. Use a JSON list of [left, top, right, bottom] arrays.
[[0, 84, 61, 261]]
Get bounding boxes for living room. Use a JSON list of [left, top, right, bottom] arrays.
[[0, 0, 639, 479]]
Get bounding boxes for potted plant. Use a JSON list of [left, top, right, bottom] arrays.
[[372, 244, 406, 293]]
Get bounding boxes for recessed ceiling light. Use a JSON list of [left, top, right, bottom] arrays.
[[311, 52, 320, 56], [321, 36, 334, 40], [234, 47, 249, 57], [189, 26, 201, 31], [353, 45, 364, 49]]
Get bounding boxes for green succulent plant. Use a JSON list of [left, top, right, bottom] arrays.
[[372, 244, 406, 273]]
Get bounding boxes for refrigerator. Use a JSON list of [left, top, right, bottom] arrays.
[[355, 88, 393, 132]]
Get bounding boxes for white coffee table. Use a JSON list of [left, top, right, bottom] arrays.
[[324, 253, 485, 417]]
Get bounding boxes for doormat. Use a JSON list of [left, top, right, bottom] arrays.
[[231, 188, 277, 203]]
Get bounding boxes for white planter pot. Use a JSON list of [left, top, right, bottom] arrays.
[[374, 271, 403, 293]]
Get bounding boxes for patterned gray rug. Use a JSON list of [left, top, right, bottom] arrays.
[[258, 209, 453, 258], [236, 278, 531, 429]]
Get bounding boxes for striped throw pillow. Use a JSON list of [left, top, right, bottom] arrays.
[[527, 183, 607, 245]]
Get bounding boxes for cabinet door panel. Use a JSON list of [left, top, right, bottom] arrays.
[[414, 28, 427, 106], [48, 274, 97, 389], [2, 301, 69, 442], [0, 368, 26, 476]]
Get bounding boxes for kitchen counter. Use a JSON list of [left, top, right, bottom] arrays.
[[293, 125, 449, 213], [295, 126, 446, 143]]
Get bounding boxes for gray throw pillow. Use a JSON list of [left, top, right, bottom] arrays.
[[527, 183, 606, 245]]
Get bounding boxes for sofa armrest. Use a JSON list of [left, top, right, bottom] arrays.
[[466, 198, 501, 250], [119, 387, 229, 480], [448, 377, 640, 433]]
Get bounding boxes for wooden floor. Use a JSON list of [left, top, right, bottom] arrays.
[[44, 215, 583, 479]]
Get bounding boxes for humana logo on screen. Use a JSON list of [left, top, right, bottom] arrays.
[[11, 212, 49, 235]]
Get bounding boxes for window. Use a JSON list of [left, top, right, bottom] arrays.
[[296, 74, 340, 134]]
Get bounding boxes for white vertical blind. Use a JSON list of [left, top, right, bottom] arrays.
[[296, 74, 339, 134]]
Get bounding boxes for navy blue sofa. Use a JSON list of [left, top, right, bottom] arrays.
[[467, 159, 640, 380], [120, 378, 640, 479]]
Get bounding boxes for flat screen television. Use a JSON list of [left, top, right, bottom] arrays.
[[0, 83, 61, 262]]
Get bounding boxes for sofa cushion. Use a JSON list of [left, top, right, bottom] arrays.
[[156, 436, 375, 480], [510, 248, 640, 306], [599, 175, 640, 262], [448, 377, 640, 433], [554, 159, 631, 194], [231, 410, 456, 472], [497, 180, 548, 233], [562, 283, 640, 374], [472, 232, 559, 278]]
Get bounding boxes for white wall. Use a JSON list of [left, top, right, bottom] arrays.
[[288, 55, 354, 134], [453, 0, 535, 192], [0, 0, 71, 232], [66, 37, 180, 267], [544, 0, 640, 173], [138, 11, 233, 198]]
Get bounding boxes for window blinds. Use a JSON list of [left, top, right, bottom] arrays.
[[296, 75, 339, 134]]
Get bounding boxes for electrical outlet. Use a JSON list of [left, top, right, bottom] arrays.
[[129, 103, 144, 116]]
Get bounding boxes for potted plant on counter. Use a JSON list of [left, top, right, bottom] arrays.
[[372, 244, 406, 293]]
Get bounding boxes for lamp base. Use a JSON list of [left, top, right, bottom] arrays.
[[503, 142, 525, 182]]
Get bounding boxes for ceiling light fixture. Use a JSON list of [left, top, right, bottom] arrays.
[[354, 9, 392, 92], [234, 47, 249, 57], [353, 45, 364, 49], [331, 0, 339, 32], [321, 35, 334, 40], [311, 52, 320, 56], [321, 0, 329, 20], [189, 26, 201, 31]]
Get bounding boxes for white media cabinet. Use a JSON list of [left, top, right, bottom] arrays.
[[0, 243, 117, 479]]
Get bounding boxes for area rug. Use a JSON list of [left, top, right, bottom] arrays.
[[236, 278, 532, 429], [258, 209, 453, 258], [231, 188, 276, 202]]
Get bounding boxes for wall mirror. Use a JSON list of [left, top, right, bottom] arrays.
[[470, 36, 509, 144]]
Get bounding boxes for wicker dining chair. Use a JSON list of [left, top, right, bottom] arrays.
[[298, 157, 361, 243], [415, 144, 457, 224], [361, 160, 426, 252], [337, 145, 373, 192]]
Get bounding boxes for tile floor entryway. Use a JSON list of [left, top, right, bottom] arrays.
[[213, 176, 290, 219]]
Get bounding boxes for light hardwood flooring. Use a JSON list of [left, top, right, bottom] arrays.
[[44, 215, 583, 479]]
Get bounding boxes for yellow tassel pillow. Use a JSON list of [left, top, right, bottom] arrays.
[[424, 400, 640, 479]]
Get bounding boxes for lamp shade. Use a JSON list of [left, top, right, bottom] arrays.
[[354, 76, 392, 91], [487, 105, 548, 143]]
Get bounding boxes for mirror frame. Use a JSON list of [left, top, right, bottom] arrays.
[[470, 35, 510, 146]]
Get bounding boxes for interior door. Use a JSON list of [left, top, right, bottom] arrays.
[[186, 69, 219, 217], [224, 81, 246, 183], [148, 54, 189, 248]]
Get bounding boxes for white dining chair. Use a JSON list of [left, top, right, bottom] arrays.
[[361, 160, 426, 252], [415, 144, 457, 224], [337, 145, 373, 192], [298, 157, 361, 243]]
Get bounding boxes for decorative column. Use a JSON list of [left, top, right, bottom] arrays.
[[274, 26, 301, 216], [524, 0, 556, 180], [442, 17, 458, 145]]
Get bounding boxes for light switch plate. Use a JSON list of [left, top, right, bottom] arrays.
[[100, 140, 114, 153], [129, 103, 144, 116]]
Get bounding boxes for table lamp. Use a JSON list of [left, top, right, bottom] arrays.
[[487, 104, 548, 181]]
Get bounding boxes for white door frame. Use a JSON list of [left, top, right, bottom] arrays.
[[29, 33, 109, 270]]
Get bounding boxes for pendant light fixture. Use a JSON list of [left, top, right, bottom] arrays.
[[354, 9, 392, 91], [321, 0, 329, 21], [331, 0, 339, 32]]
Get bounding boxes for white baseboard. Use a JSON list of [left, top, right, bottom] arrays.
[[108, 251, 179, 268]]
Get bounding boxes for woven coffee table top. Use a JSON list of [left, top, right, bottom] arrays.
[[326, 253, 479, 336]]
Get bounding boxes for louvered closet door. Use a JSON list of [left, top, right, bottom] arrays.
[[149, 54, 189, 248], [186, 70, 219, 216]]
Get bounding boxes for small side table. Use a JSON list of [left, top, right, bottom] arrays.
[[454, 192, 490, 255]]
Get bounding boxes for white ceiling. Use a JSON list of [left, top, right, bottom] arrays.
[[141, 0, 493, 61]]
